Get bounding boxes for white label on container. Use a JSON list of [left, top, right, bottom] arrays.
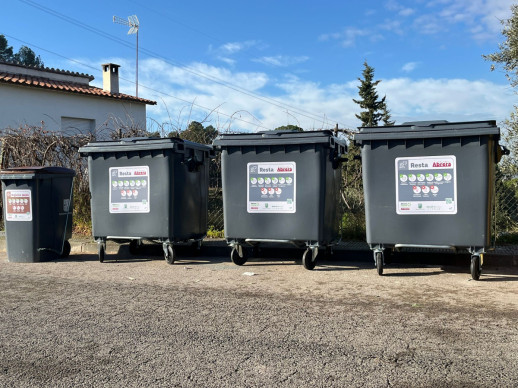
[[109, 166, 150, 213], [395, 155, 457, 215], [247, 162, 296, 213], [5, 189, 32, 221]]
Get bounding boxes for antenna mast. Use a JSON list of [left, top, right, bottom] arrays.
[[113, 15, 140, 97]]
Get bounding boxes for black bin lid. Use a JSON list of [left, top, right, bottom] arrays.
[[79, 136, 213, 155], [213, 130, 347, 148], [0, 166, 76, 179], [354, 120, 500, 143]]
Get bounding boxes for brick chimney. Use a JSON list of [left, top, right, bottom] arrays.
[[101, 63, 120, 94]]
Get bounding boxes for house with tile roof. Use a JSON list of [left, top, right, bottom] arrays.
[[0, 61, 156, 138]]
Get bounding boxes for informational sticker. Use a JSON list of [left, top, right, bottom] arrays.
[[109, 166, 150, 213], [396, 156, 457, 215], [5, 189, 32, 221], [247, 162, 296, 213]]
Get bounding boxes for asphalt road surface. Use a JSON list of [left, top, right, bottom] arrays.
[[1, 249, 517, 387]]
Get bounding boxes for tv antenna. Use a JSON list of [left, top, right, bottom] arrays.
[[113, 14, 140, 97]]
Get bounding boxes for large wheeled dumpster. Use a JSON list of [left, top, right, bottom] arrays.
[[79, 137, 214, 264], [0, 167, 75, 262], [354, 120, 507, 280], [213, 130, 347, 270]]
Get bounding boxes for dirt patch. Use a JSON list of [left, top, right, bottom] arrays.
[[1, 252, 517, 387]]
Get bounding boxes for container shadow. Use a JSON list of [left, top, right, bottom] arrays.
[[474, 274, 518, 282], [382, 271, 444, 277]]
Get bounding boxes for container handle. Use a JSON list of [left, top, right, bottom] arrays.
[[330, 141, 347, 169], [182, 151, 204, 172]]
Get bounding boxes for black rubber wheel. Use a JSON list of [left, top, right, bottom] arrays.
[[98, 244, 105, 263], [61, 240, 71, 258], [230, 247, 247, 266], [165, 245, 175, 265], [375, 251, 384, 276], [129, 240, 140, 255], [302, 248, 316, 270], [470, 255, 481, 281]]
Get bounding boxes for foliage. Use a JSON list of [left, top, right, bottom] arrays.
[[0, 35, 44, 67], [207, 226, 224, 239], [274, 125, 304, 132], [0, 35, 14, 62], [380, 98, 395, 126], [13, 46, 44, 67], [483, 4, 518, 88], [353, 61, 387, 127], [340, 132, 366, 240], [179, 121, 219, 144], [483, 4, 518, 237]]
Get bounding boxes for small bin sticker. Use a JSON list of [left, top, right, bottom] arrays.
[[396, 156, 457, 215], [5, 190, 32, 221], [109, 166, 150, 213], [247, 162, 296, 213]]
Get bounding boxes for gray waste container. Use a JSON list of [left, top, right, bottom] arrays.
[[0, 167, 75, 262], [79, 137, 214, 264], [354, 120, 507, 280], [213, 130, 347, 270]]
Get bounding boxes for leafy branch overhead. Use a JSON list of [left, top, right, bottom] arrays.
[[483, 4, 518, 88], [0, 34, 44, 67]]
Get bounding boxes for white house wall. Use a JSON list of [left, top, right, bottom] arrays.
[[0, 84, 147, 138]]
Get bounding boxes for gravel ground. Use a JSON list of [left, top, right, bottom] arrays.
[[1, 248, 517, 387]]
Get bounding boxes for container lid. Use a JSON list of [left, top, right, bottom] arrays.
[[0, 166, 75, 179], [354, 120, 500, 142], [79, 136, 213, 155], [213, 130, 347, 148]]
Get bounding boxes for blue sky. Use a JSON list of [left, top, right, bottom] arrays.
[[2, 0, 516, 132]]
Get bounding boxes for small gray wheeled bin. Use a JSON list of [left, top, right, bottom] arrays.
[[354, 120, 507, 280], [0, 167, 75, 262], [79, 137, 214, 264], [213, 130, 347, 270]]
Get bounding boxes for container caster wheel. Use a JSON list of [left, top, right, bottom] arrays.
[[129, 239, 140, 255], [375, 251, 384, 276], [165, 245, 175, 265], [470, 255, 481, 280], [231, 246, 247, 266], [61, 240, 71, 258], [302, 248, 316, 270], [98, 243, 106, 263]]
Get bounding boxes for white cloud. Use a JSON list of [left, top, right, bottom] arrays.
[[319, 27, 370, 47], [402, 62, 419, 73], [217, 40, 262, 55], [378, 77, 515, 123], [385, 0, 415, 16], [415, 0, 514, 40], [209, 40, 266, 65], [253, 55, 309, 67], [413, 14, 444, 34], [134, 59, 514, 133], [331, 0, 515, 45], [399, 8, 415, 16]]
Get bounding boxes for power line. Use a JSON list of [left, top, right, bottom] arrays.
[[17, 0, 351, 129]]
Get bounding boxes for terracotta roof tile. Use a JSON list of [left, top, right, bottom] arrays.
[[0, 72, 156, 105], [1, 60, 94, 80]]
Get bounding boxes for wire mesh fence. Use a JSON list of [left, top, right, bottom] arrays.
[[1, 124, 518, 248]]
